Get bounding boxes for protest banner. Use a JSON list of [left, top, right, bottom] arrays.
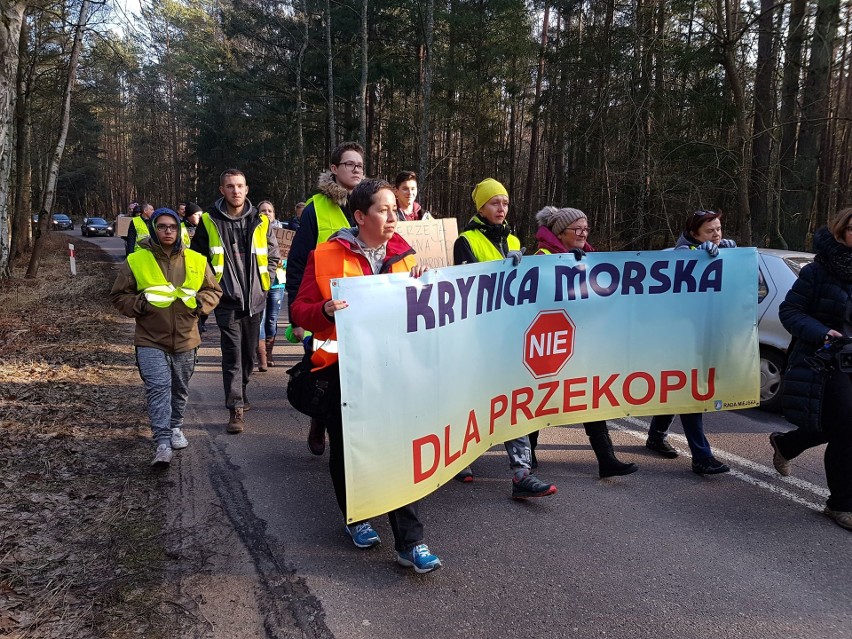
[[333, 249, 760, 522], [395, 218, 458, 268], [274, 227, 296, 260]]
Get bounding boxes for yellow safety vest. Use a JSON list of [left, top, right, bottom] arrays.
[[459, 227, 521, 262], [132, 216, 150, 253], [309, 193, 350, 244], [127, 248, 207, 309], [180, 223, 191, 246], [200, 212, 271, 290]]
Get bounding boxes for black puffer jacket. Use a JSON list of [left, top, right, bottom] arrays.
[[779, 226, 852, 429]]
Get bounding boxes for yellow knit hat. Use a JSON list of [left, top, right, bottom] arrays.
[[471, 178, 509, 211]]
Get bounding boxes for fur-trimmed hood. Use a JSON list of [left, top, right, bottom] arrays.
[[317, 171, 350, 207]]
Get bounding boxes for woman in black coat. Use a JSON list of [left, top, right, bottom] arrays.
[[771, 209, 852, 532]]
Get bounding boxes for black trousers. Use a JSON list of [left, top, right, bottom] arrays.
[[775, 370, 852, 511], [529, 421, 609, 450], [323, 373, 424, 551], [214, 307, 262, 408]]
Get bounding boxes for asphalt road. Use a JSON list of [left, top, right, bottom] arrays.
[[82, 232, 852, 639]]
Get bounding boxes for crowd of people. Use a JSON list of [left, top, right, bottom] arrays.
[[108, 141, 852, 575]]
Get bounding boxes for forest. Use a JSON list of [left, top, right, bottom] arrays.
[[1, 0, 851, 275]]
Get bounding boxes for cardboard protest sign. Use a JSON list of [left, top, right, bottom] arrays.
[[395, 218, 459, 268], [274, 227, 296, 260], [116, 216, 132, 238]]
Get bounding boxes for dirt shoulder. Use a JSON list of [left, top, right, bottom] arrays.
[[0, 236, 276, 638]]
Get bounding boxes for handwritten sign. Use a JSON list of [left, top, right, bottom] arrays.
[[395, 218, 458, 268], [274, 227, 296, 260], [116, 216, 132, 238]]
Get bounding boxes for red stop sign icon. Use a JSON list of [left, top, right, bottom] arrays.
[[523, 310, 575, 378]]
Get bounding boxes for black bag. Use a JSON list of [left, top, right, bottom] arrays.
[[286, 352, 339, 419]]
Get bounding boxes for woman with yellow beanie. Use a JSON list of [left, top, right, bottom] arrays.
[[451, 178, 558, 500]]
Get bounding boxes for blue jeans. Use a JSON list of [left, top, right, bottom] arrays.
[[136, 347, 196, 444], [648, 413, 713, 460], [259, 286, 286, 339]]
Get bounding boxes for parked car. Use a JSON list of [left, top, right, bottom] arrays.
[[51, 213, 73, 230], [81, 217, 115, 237], [757, 248, 814, 412]]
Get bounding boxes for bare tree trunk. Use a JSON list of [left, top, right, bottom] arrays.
[[26, 0, 89, 278], [0, 0, 27, 277], [12, 10, 31, 263], [325, 0, 336, 152], [296, 0, 308, 199], [781, 0, 841, 249], [522, 3, 549, 223], [417, 0, 434, 191], [357, 0, 368, 153]]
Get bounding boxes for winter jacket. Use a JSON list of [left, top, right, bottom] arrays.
[[291, 230, 416, 345], [110, 236, 222, 353], [453, 214, 519, 264], [190, 197, 279, 315], [286, 171, 354, 320], [779, 226, 852, 429]]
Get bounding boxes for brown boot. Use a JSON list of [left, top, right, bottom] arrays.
[[256, 342, 267, 372], [227, 407, 245, 433], [265, 337, 276, 367], [307, 417, 325, 455]]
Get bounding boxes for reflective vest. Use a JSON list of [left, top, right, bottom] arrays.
[[200, 212, 271, 290], [310, 241, 417, 370], [309, 193, 350, 244], [180, 223, 191, 246], [132, 216, 150, 252], [536, 248, 552, 255], [459, 227, 520, 262], [127, 248, 207, 309]]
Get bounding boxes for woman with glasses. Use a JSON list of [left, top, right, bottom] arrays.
[[771, 209, 852, 531], [644, 209, 736, 474], [528, 206, 639, 478]]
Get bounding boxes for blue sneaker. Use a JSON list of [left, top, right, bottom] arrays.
[[345, 521, 381, 549], [397, 544, 442, 573]]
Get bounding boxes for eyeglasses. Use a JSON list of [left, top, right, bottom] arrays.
[[337, 161, 364, 172], [564, 226, 591, 235], [156, 224, 178, 232]]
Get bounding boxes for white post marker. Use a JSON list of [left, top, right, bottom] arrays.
[[68, 243, 77, 276]]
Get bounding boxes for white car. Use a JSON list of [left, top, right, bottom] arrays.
[[757, 248, 814, 411]]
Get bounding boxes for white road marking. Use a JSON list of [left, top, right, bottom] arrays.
[[610, 416, 827, 512]]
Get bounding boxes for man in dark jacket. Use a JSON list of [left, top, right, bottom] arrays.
[[191, 169, 280, 433]]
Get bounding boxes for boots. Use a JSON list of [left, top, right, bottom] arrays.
[[256, 342, 268, 372], [587, 429, 638, 478], [307, 417, 326, 455], [227, 407, 245, 434], [265, 337, 276, 367]]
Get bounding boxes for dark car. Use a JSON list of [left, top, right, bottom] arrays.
[[51, 214, 73, 230], [81, 217, 115, 237]]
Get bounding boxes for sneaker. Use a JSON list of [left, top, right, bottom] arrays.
[[769, 432, 791, 476], [454, 466, 474, 483], [824, 507, 852, 531], [691, 456, 730, 475], [151, 443, 172, 467], [397, 544, 442, 573], [227, 407, 244, 434], [512, 473, 557, 499], [345, 522, 381, 549], [170, 428, 188, 450], [646, 435, 678, 458]]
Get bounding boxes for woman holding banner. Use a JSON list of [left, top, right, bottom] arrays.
[[644, 210, 736, 474], [771, 210, 852, 531], [291, 179, 443, 572], [450, 178, 559, 499], [529, 206, 638, 478]]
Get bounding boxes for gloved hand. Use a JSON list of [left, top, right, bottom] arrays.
[[718, 238, 737, 249], [507, 248, 526, 267], [570, 248, 586, 261], [698, 241, 719, 258]]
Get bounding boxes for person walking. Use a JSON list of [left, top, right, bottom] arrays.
[[451, 178, 557, 499], [291, 179, 442, 572], [110, 208, 222, 467], [771, 210, 852, 531], [530, 206, 638, 478], [256, 200, 286, 370], [190, 169, 280, 433], [125, 202, 155, 256], [286, 141, 365, 455], [644, 210, 736, 474]]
